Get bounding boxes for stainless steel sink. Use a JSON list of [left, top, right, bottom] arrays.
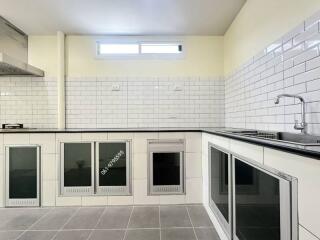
[[220, 129, 320, 146], [276, 132, 320, 145]]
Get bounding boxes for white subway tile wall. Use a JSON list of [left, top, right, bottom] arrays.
[[66, 76, 225, 128], [0, 77, 57, 128], [225, 11, 320, 135]]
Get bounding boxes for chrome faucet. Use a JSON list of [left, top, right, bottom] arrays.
[[274, 94, 307, 134]]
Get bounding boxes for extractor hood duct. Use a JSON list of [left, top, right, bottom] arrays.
[[0, 16, 44, 77]]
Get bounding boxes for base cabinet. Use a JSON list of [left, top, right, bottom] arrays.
[[264, 148, 320, 239], [60, 141, 131, 196], [208, 143, 298, 240]]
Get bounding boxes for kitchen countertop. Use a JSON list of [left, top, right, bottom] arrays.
[[0, 127, 319, 159]]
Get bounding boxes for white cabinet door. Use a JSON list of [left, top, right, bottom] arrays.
[[264, 148, 320, 238]]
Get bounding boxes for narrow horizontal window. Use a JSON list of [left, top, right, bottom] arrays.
[[96, 40, 184, 59], [141, 43, 182, 54], [99, 43, 139, 55]]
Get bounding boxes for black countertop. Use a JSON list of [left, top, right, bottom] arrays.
[[0, 127, 319, 159]]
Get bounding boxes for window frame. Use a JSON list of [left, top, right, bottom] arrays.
[[95, 141, 131, 196], [96, 37, 185, 60]]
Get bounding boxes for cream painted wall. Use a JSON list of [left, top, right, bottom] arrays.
[[28, 35, 224, 77], [28, 35, 57, 77], [224, 0, 320, 75], [28, 1, 320, 77], [65, 36, 224, 77]]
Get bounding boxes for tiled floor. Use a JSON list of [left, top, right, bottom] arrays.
[[0, 205, 220, 240]]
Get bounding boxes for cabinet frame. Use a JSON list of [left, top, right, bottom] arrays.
[[95, 141, 131, 196], [5, 145, 41, 207], [231, 154, 298, 240], [60, 142, 95, 196], [148, 139, 185, 195], [208, 142, 233, 239]]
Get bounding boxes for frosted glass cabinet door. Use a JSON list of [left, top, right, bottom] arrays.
[[96, 142, 130, 195], [6, 146, 40, 207]]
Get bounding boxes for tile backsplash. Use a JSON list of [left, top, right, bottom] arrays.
[[1, 12, 320, 133], [225, 11, 320, 135], [66, 76, 225, 128], [0, 77, 57, 128]]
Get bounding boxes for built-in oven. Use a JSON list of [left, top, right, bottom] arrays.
[[148, 139, 185, 195]]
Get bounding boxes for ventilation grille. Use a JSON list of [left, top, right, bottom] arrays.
[[7, 199, 39, 207], [97, 186, 129, 195], [64, 187, 93, 195], [152, 185, 182, 194]]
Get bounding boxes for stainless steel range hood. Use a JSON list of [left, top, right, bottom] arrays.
[[0, 16, 44, 77]]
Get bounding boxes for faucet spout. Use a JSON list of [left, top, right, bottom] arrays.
[[274, 94, 307, 134]]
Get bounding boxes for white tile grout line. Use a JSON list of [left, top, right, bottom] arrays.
[[159, 206, 161, 240], [186, 206, 199, 240], [14, 207, 54, 240], [0, 226, 214, 232], [85, 206, 108, 240], [48, 206, 81, 240], [121, 205, 134, 240]]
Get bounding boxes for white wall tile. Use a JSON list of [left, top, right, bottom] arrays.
[[225, 12, 320, 135], [108, 196, 134, 205], [42, 180, 56, 206], [66, 76, 225, 129], [0, 77, 57, 128], [133, 179, 159, 205], [81, 196, 108, 206]]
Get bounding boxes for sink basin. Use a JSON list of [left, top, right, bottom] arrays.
[[220, 129, 320, 146], [276, 132, 320, 145]]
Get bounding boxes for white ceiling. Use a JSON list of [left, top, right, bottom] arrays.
[[0, 0, 246, 35]]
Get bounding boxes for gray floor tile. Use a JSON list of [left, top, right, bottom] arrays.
[[161, 228, 196, 240], [187, 206, 213, 227], [17, 230, 57, 240], [125, 229, 160, 240], [194, 228, 220, 240], [53, 230, 91, 240], [0, 209, 26, 223], [128, 207, 159, 229], [160, 206, 192, 228], [95, 206, 132, 229], [89, 230, 125, 240], [0, 231, 23, 240], [0, 209, 50, 230], [31, 208, 78, 230], [64, 207, 104, 230]]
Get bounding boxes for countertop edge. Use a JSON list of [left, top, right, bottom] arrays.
[[0, 128, 319, 160]]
